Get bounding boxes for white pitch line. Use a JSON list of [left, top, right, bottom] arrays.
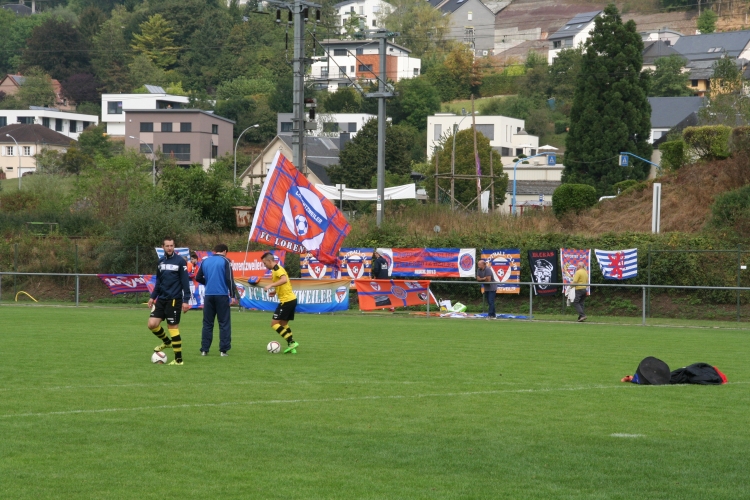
[[611, 433, 645, 438]]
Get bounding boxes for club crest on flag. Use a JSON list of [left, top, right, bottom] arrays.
[[345, 254, 365, 279], [392, 286, 407, 299], [335, 285, 348, 303], [404, 281, 421, 289], [370, 281, 381, 291]]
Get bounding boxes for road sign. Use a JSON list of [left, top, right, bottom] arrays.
[[546, 154, 556, 166], [619, 154, 629, 167], [539, 194, 544, 202]]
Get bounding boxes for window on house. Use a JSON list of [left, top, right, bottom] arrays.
[[281, 122, 293, 132], [517, 127, 521, 133], [501, 147, 511, 156], [69, 120, 77, 132], [339, 67, 347, 78], [42, 117, 49, 128], [464, 27, 475, 45], [372, 19, 377, 26], [212, 124, 218, 134], [211, 144, 218, 159], [55, 119, 63, 132], [358, 64, 373, 72], [434, 124, 442, 138], [691, 79, 699, 87], [140, 143, 154, 154], [321, 67, 329, 78], [83, 121, 91, 130], [356, 48, 364, 55], [413, 68, 419, 76], [161, 122, 172, 132], [0, 117, 6, 127], [358, 6, 364, 14], [17, 117, 34, 124], [348, 122, 357, 132], [337, 82, 349, 88], [475, 124, 495, 141], [140, 122, 153, 132], [162, 144, 190, 161], [333, 49, 347, 56], [6, 146, 13, 156], [107, 101, 123, 114], [553, 40, 562, 49], [468, 11, 473, 21], [23, 146, 31, 156], [180, 122, 192, 132], [323, 122, 339, 133], [515, 148, 523, 156]]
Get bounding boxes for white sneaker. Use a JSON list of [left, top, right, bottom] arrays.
[[220, 351, 228, 357], [201, 351, 207, 356]]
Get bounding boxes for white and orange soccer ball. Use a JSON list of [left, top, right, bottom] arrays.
[[267, 341, 281, 354], [151, 351, 168, 364]]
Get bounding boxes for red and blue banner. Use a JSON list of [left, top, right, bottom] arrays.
[[376, 248, 476, 278], [300, 253, 339, 279], [300, 248, 373, 286], [235, 278, 350, 313], [354, 279, 437, 311], [561, 248, 591, 295], [248, 151, 351, 264], [97, 274, 152, 294], [595, 248, 638, 280], [481, 249, 520, 294]]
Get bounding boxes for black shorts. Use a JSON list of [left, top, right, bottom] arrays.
[[273, 299, 297, 322], [150, 298, 183, 325]]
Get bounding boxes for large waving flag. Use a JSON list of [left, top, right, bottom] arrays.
[[248, 151, 351, 265], [595, 248, 638, 280]]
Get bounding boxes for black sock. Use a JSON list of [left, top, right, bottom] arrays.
[[150, 326, 171, 344]]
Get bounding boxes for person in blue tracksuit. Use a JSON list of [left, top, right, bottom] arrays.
[[195, 244, 237, 356]]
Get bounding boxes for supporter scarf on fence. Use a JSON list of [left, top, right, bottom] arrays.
[[560, 248, 591, 295], [481, 249, 520, 294], [97, 274, 151, 294], [234, 278, 350, 313], [528, 250, 559, 296], [375, 248, 476, 278], [248, 151, 350, 265], [595, 248, 638, 280], [354, 279, 437, 311]]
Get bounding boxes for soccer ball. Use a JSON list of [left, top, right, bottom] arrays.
[[294, 215, 309, 236], [151, 351, 168, 364], [267, 341, 281, 354]]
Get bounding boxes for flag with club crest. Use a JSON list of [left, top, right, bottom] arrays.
[[248, 151, 351, 265], [594, 248, 638, 280]]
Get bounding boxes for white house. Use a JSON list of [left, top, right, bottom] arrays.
[[547, 11, 601, 64], [426, 113, 539, 160], [101, 86, 190, 137], [310, 39, 420, 92], [334, 0, 392, 32], [0, 107, 98, 140], [277, 112, 377, 137]]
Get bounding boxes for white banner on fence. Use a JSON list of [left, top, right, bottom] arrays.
[[315, 184, 416, 201]]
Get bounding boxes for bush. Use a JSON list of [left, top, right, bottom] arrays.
[[659, 140, 686, 170], [683, 125, 731, 160], [707, 184, 750, 237], [730, 126, 750, 153], [554, 120, 568, 134], [552, 183, 597, 218], [612, 179, 638, 193]]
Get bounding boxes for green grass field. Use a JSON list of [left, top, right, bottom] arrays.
[[1, 306, 749, 499]]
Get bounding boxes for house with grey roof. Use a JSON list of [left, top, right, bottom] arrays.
[[547, 11, 601, 64], [431, 0, 498, 57], [642, 40, 682, 71], [671, 30, 750, 96], [648, 96, 704, 144]]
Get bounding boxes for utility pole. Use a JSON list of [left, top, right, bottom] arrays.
[[365, 30, 398, 227], [471, 95, 482, 211]]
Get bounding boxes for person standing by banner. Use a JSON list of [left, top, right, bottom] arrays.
[[149, 237, 191, 365], [262, 252, 300, 354], [572, 262, 588, 322], [196, 244, 236, 357], [371, 250, 389, 279], [476, 259, 497, 318]]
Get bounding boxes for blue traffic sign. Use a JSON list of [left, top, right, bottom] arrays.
[[547, 154, 556, 166]]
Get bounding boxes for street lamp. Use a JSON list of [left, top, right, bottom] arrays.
[[5, 134, 21, 190], [450, 109, 468, 210], [234, 124, 259, 185], [129, 136, 156, 186]]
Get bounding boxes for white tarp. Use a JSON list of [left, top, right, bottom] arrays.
[[315, 183, 416, 201]]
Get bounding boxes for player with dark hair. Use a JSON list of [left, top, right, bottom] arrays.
[[148, 237, 191, 365], [261, 252, 299, 354], [196, 243, 236, 356]]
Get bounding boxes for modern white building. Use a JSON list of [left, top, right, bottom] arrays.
[[426, 113, 539, 159], [334, 0, 392, 32], [547, 11, 601, 64], [310, 39, 420, 92], [277, 112, 377, 137], [101, 86, 190, 137], [0, 107, 98, 140]]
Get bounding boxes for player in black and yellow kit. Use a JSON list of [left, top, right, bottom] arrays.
[[262, 252, 299, 354], [148, 237, 192, 365]]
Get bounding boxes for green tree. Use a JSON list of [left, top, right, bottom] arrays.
[[16, 67, 56, 107], [327, 119, 413, 189], [128, 55, 170, 89], [519, 51, 549, 100], [563, 4, 652, 196], [0, 9, 48, 74], [648, 55, 692, 97], [91, 6, 131, 93], [699, 56, 747, 125], [131, 14, 180, 69], [321, 87, 362, 113], [216, 76, 276, 100], [548, 47, 583, 105], [77, 6, 107, 43], [77, 124, 112, 159], [390, 77, 441, 131], [697, 9, 718, 34], [381, 0, 449, 57], [21, 19, 91, 80], [430, 129, 507, 208], [426, 46, 477, 101]]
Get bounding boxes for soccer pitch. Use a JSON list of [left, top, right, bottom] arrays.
[[1, 307, 748, 499]]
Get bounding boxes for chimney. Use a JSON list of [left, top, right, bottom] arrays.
[[339, 131, 350, 150]]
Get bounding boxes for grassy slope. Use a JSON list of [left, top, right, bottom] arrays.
[[1, 306, 748, 499]]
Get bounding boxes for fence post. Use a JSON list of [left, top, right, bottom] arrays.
[[426, 284, 430, 317], [647, 246, 651, 318], [13, 242, 18, 297], [642, 286, 646, 326], [0, 273, 2, 302], [529, 283, 533, 320], [737, 245, 742, 323], [135, 245, 140, 304]]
